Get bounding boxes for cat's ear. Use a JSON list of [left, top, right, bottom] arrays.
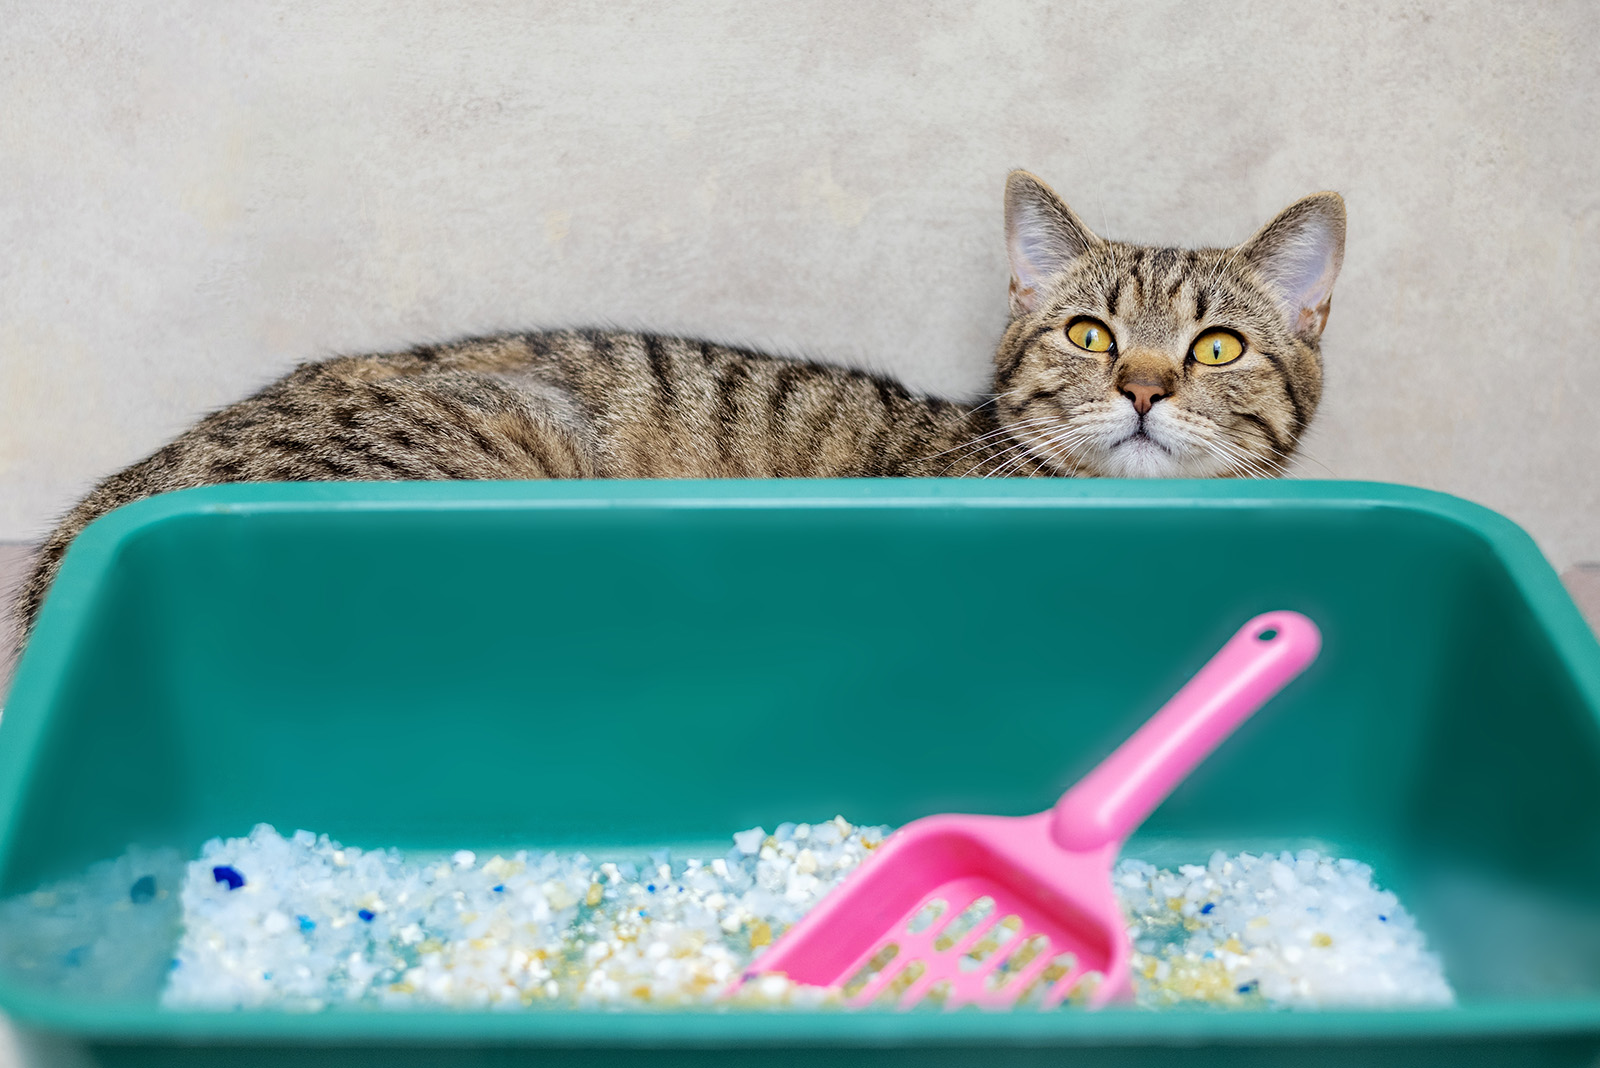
[[1240, 192, 1346, 341], [1004, 170, 1102, 316]]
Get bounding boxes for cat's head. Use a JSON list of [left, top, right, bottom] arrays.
[[992, 171, 1344, 478]]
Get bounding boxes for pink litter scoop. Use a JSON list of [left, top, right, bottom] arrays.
[[738, 610, 1321, 1010]]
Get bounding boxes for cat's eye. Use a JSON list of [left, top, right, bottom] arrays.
[[1191, 329, 1245, 366], [1066, 318, 1115, 354]]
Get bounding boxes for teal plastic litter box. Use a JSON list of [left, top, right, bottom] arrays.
[[1, 478, 1599, 1067]]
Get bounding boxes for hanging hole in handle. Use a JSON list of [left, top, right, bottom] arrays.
[[1257, 627, 1279, 641]]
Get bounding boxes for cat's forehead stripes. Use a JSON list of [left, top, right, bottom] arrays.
[[1071, 243, 1286, 350], [1062, 244, 1237, 349]]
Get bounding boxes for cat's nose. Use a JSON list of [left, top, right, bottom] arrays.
[[1114, 353, 1176, 416], [1120, 380, 1167, 415]]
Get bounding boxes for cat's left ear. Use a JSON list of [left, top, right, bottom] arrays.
[[1240, 192, 1346, 340]]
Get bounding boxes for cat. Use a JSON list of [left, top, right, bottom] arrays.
[[11, 170, 1344, 641]]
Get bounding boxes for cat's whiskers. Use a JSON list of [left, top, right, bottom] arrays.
[[939, 412, 1058, 447], [1055, 415, 1129, 474], [987, 421, 1107, 478], [1173, 413, 1288, 479], [1286, 445, 1336, 477], [1216, 434, 1292, 477], [922, 416, 1048, 464], [1142, 407, 1266, 480], [927, 415, 1063, 474], [951, 421, 1056, 478], [953, 403, 1094, 476], [939, 436, 1043, 477], [964, 385, 1032, 418], [971, 419, 1069, 478], [1036, 426, 1103, 476], [1208, 437, 1291, 480], [1014, 431, 1081, 478], [1195, 438, 1257, 479], [975, 430, 1059, 478], [986, 429, 1075, 479], [1205, 433, 1269, 471], [1150, 411, 1245, 478]]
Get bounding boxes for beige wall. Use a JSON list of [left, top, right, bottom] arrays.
[[2, 1, 1597, 569]]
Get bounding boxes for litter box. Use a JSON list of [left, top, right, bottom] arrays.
[[1, 478, 1599, 1067]]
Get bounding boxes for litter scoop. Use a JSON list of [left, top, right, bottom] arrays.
[[737, 610, 1320, 1010]]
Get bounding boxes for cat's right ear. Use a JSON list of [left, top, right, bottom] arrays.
[[1004, 170, 1102, 316]]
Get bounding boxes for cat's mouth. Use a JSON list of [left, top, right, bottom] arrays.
[[1081, 421, 1204, 478], [1112, 428, 1172, 455], [1030, 402, 1222, 478]]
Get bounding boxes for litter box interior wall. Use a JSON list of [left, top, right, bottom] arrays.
[[2, 0, 1598, 575]]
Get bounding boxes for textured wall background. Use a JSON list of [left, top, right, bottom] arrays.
[[2, 1, 1597, 568]]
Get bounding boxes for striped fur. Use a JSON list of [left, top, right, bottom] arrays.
[[11, 172, 1344, 642]]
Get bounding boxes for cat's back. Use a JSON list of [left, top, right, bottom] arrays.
[[334, 328, 971, 480], [99, 328, 978, 490]]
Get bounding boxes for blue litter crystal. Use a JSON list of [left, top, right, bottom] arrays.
[[298, 915, 316, 932], [211, 865, 245, 890], [492, 884, 504, 893], [1199, 902, 1215, 914], [129, 874, 157, 904], [646, 884, 655, 893], [1237, 981, 1258, 994], [358, 909, 375, 922], [1378, 914, 1388, 922]]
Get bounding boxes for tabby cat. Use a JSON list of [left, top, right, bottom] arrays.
[[12, 170, 1344, 640]]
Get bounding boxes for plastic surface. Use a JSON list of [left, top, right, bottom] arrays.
[[748, 612, 1320, 1008], [0, 479, 1598, 1067]]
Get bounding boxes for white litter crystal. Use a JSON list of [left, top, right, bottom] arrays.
[[150, 818, 886, 1009], [161, 823, 590, 1010], [0, 823, 1451, 1012], [1117, 849, 1454, 1008], [0, 845, 184, 1001]]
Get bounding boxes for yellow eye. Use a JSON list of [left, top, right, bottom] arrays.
[[1066, 318, 1115, 353], [1191, 329, 1244, 366]]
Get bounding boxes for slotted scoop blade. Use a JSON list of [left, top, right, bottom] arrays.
[[737, 611, 1320, 1010]]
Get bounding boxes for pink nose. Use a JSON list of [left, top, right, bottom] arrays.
[[1121, 381, 1167, 415]]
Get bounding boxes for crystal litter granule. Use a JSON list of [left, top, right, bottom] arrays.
[[0, 820, 1455, 1011], [1119, 852, 1454, 1008], [160, 819, 883, 1009], [0, 846, 185, 1002]]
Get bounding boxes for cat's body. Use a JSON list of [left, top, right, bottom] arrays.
[[11, 171, 1345, 642]]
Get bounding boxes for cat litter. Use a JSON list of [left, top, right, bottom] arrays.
[[0, 845, 186, 1002], [161, 819, 885, 1010], [1119, 851, 1454, 1008], [0, 820, 1453, 1011]]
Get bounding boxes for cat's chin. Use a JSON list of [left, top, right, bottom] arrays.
[[1072, 432, 1229, 479], [1097, 434, 1182, 478]]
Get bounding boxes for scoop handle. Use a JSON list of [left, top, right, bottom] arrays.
[[1050, 611, 1321, 851]]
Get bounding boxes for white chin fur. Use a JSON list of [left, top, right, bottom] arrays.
[[1100, 435, 1184, 477], [1051, 401, 1234, 478]]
